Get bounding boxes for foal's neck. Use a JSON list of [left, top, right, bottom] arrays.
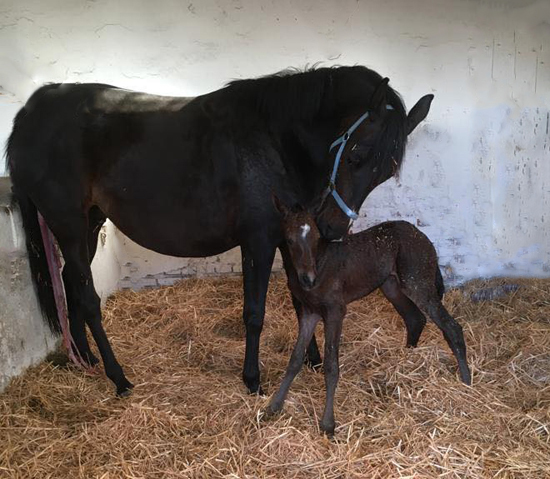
[[314, 238, 342, 279]]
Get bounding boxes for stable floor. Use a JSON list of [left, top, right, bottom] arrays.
[[1, 275, 549, 478]]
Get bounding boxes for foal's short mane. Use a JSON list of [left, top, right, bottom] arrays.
[[226, 65, 408, 175]]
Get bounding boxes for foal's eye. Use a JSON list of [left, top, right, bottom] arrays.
[[287, 238, 294, 246]]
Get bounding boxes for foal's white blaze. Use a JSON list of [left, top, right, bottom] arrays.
[[300, 223, 311, 240]]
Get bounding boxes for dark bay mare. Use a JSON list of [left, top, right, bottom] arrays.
[[267, 200, 471, 436], [5, 66, 433, 396]]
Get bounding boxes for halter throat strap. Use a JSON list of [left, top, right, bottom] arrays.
[[326, 104, 394, 221]]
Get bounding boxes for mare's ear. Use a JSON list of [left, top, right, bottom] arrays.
[[370, 77, 390, 117], [406, 94, 434, 135], [272, 193, 290, 218]]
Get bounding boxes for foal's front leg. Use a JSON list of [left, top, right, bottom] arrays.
[[320, 305, 345, 436], [290, 294, 322, 368], [279, 244, 322, 368], [266, 310, 321, 415]]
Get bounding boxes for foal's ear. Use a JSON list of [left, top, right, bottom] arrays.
[[370, 77, 390, 117], [309, 196, 325, 217], [406, 94, 434, 135], [272, 193, 290, 218]]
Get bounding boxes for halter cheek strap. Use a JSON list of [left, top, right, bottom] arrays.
[[326, 105, 394, 221]]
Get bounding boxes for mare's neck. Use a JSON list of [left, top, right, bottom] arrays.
[[283, 119, 341, 206]]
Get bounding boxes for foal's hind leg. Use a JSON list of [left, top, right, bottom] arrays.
[[380, 275, 427, 347], [53, 215, 133, 396], [404, 287, 471, 385]]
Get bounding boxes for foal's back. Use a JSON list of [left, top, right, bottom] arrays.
[[336, 221, 438, 301]]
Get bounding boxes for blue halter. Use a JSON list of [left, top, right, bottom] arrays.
[[326, 105, 394, 220]]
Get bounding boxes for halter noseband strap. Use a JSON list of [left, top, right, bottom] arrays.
[[326, 104, 394, 221]]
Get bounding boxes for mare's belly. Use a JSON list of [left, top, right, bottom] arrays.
[[92, 166, 240, 257]]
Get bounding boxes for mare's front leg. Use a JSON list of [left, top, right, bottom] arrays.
[[320, 304, 345, 436], [241, 241, 276, 394], [266, 310, 321, 415]]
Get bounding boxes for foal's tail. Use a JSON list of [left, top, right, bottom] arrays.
[[10, 189, 61, 334], [435, 267, 445, 300]]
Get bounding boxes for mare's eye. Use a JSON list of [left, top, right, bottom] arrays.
[[287, 238, 294, 246], [347, 154, 361, 167]]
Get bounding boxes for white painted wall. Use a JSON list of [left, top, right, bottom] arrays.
[[1, 0, 549, 293], [0, 179, 58, 392]]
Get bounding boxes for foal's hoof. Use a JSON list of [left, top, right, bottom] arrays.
[[116, 379, 134, 398], [262, 403, 282, 420], [460, 368, 472, 386], [320, 421, 335, 438]]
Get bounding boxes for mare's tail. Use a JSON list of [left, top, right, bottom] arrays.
[[6, 107, 61, 334], [10, 189, 61, 334]]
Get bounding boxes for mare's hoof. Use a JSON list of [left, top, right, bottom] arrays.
[[117, 388, 132, 398], [248, 386, 265, 397], [116, 378, 134, 397], [84, 352, 100, 367], [244, 376, 265, 396], [305, 356, 323, 371]]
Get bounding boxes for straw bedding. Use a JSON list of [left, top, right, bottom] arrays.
[[1, 274, 549, 478]]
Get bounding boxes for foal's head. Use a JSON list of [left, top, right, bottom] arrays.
[[274, 196, 320, 290]]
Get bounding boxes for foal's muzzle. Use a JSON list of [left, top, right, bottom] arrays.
[[299, 272, 316, 290]]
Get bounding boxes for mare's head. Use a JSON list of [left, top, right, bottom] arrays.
[[316, 72, 434, 240], [273, 196, 320, 291]]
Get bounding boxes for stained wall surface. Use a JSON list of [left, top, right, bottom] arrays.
[[0, 0, 548, 294]]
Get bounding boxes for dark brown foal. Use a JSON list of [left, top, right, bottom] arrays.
[[268, 199, 471, 436]]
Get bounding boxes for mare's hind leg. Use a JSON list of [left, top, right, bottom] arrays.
[[63, 267, 98, 367], [62, 206, 106, 367], [53, 214, 132, 396], [403, 286, 471, 385], [380, 275, 427, 347], [87, 205, 106, 263]]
